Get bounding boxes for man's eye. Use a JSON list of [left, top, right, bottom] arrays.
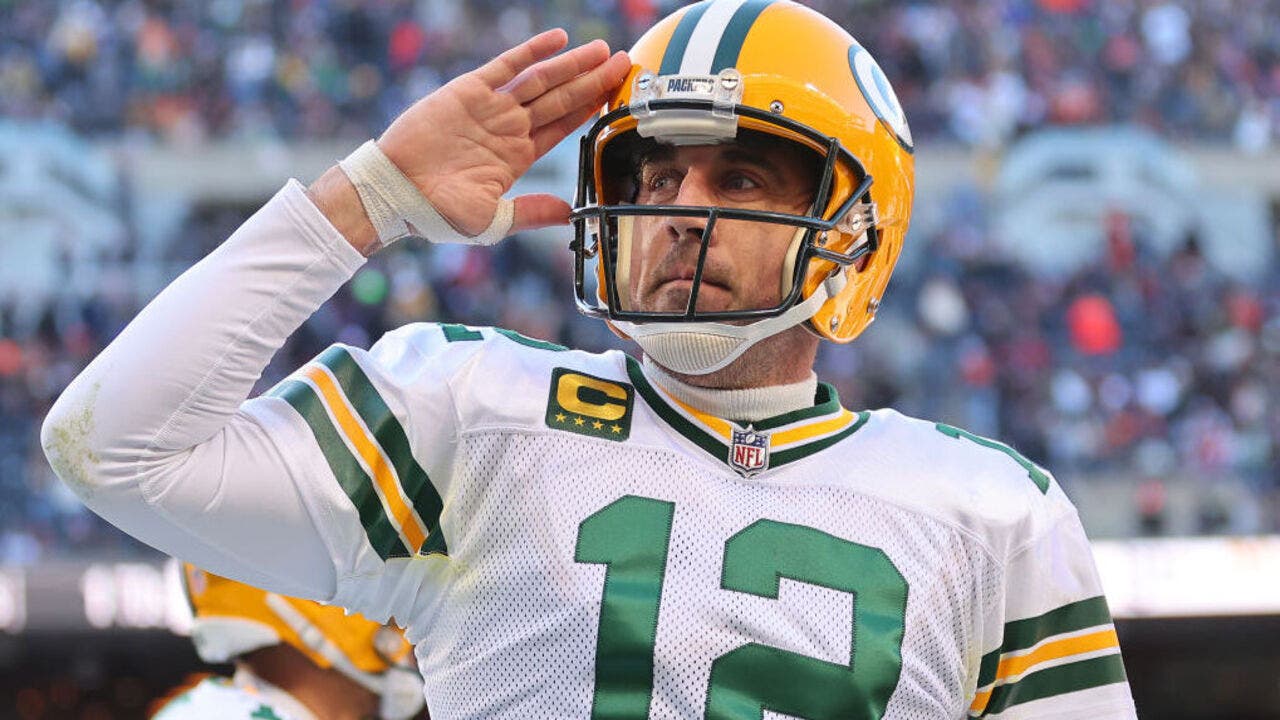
[[724, 173, 762, 191], [647, 172, 678, 192]]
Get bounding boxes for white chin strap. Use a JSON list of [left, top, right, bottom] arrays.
[[265, 594, 425, 720], [613, 273, 843, 375]]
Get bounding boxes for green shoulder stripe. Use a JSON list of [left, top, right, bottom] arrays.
[[268, 379, 409, 560], [1003, 596, 1114, 653], [976, 646, 1002, 696], [984, 654, 1127, 716], [977, 596, 1116, 690], [977, 595, 1115, 691], [314, 347, 446, 555]]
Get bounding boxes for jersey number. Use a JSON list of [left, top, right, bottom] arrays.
[[574, 495, 908, 719]]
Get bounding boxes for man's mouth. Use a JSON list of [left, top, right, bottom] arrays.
[[657, 270, 731, 292]]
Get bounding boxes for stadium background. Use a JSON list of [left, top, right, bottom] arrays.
[[0, 0, 1277, 717]]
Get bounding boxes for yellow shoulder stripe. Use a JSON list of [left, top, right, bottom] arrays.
[[303, 365, 429, 553], [968, 627, 1120, 714]]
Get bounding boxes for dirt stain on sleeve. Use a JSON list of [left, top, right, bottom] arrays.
[[42, 382, 102, 501]]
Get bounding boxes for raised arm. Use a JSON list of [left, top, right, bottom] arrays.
[[40, 31, 630, 601]]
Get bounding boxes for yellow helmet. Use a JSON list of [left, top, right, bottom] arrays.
[[180, 563, 424, 720], [570, 0, 914, 372]]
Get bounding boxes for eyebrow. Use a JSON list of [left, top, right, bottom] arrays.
[[719, 147, 782, 177], [637, 144, 783, 177]]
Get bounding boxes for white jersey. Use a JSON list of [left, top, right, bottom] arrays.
[[152, 671, 316, 720], [44, 182, 1136, 719]]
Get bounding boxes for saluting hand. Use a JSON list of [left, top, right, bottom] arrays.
[[378, 30, 631, 236]]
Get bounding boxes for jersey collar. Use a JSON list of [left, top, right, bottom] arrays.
[[625, 356, 869, 475]]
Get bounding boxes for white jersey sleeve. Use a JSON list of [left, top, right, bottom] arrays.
[[972, 511, 1135, 719], [236, 322, 500, 620], [42, 181, 369, 601], [946, 425, 1135, 719]]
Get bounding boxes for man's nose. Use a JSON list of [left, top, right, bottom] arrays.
[[665, 170, 715, 242]]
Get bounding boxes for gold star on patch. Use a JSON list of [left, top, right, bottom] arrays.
[[611, 424, 622, 434], [592, 420, 604, 430], [555, 413, 567, 423], [574, 417, 585, 426]]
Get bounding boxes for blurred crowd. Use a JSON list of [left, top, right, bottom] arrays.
[[836, 208, 1280, 536], [0, 0, 1278, 561], [1, 0, 1277, 149], [3, 187, 1277, 562]]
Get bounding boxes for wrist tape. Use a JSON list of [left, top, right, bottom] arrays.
[[337, 140, 513, 246]]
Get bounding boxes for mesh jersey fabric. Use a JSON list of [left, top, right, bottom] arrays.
[[420, 432, 999, 718], [239, 322, 1136, 719]]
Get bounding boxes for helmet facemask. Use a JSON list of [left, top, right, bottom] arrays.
[[570, 89, 881, 374]]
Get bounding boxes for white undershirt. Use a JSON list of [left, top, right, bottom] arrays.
[[641, 356, 818, 422]]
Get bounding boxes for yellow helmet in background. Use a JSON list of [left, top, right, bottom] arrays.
[[570, 0, 914, 373], [180, 563, 424, 720]]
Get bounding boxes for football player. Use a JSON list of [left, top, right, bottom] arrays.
[[44, 1, 1137, 717], [151, 564, 424, 720]]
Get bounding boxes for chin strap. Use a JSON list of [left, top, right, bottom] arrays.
[[265, 594, 425, 720], [337, 140, 513, 247], [613, 273, 844, 375]]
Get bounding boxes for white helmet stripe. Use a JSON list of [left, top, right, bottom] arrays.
[[679, 0, 751, 75]]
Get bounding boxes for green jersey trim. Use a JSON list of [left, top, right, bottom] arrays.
[[624, 356, 868, 472], [983, 655, 1128, 717]]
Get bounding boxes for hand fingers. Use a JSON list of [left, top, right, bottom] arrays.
[[503, 38, 611, 105], [474, 29, 570, 88], [511, 193, 573, 232], [532, 94, 609, 156], [526, 50, 631, 129]]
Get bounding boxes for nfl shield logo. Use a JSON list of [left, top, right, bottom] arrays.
[[729, 428, 770, 477]]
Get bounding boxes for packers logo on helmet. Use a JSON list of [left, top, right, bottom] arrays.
[[569, 0, 914, 372]]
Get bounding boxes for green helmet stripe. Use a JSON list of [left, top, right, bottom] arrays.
[[709, 0, 775, 73], [659, 1, 712, 75]]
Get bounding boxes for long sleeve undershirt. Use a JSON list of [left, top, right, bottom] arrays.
[[42, 180, 366, 600]]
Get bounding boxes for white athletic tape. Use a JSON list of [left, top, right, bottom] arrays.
[[337, 140, 514, 247]]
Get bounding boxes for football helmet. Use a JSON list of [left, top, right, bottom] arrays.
[[570, 0, 914, 374], [180, 563, 425, 720]]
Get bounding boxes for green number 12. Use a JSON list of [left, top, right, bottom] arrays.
[[575, 495, 908, 719]]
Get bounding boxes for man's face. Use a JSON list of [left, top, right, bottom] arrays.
[[626, 137, 818, 316]]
